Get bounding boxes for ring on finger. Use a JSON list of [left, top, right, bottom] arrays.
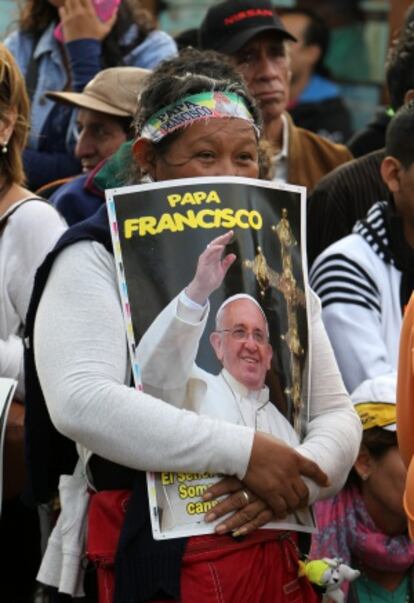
[[241, 489, 250, 505]]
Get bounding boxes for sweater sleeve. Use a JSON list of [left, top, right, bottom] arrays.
[[136, 293, 208, 406], [0, 201, 66, 398], [8, 202, 66, 324], [34, 241, 254, 477], [0, 335, 24, 399], [295, 290, 362, 503], [65, 39, 102, 91]]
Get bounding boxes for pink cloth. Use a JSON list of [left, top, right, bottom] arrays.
[[310, 483, 414, 594]]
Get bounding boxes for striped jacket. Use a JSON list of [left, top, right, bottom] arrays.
[[309, 201, 401, 393]]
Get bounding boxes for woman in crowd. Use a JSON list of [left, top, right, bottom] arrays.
[[4, 0, 176, 190], [311, 373, 414, 602], [0, 43, 66, 602], [28, 49, 361, 602]]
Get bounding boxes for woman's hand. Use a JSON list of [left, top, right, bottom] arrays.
[[203, 476, 274, 536], [59, 0, 118, 42], [202, 431, 328, 536], [243, 432, 328, 517]]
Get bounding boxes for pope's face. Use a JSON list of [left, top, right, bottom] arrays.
[[210, 299, 272, 390]]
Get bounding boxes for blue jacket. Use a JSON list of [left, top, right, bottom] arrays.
[[51, 170, 104, 226], [5, 24, 177, 187], [50, 140, 134, 225]]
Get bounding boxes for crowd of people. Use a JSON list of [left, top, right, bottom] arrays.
[[1, 0, 414, 602]]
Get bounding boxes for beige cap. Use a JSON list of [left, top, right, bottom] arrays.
[[46, 66, 150, 117]]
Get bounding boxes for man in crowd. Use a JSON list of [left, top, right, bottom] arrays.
[[280, 7, 352, 144], [310, 102, 414, 394], [307, 22, 414, 266], [198, 0, 352, 192], [45, 66, 149, 224]]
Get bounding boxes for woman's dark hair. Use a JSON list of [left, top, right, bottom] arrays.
[[348, 426, 397, 485], [18, 0, 59, 32], [385, 100, 414, 169], [18, 0, 155, 68], [131, 48, 265, 180], [101, 1, 155, 68], [134, 49, 261, 133], [362, 426, 397, 458]]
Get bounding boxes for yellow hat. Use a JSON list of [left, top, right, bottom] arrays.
[[351, 373, 396, 431]]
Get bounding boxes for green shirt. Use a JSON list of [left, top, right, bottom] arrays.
[[354, 575, 409, 603]]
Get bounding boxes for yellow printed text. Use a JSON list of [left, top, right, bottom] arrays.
[[167, 190, 221, 208], [178, 482, 216, 500], [161, 472, 175, 485], [186, 500, 218, 515], [177, 472, 216, 483], [124, 208, 262, 238]]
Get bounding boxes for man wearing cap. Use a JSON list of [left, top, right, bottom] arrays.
[[137, 229, 361, 598], [198, 0, 352, 192], [44, 66, 149, 225]]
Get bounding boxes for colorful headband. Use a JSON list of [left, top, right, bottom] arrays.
[[353, 402, 396, 431], [139, 91, 259, 143]]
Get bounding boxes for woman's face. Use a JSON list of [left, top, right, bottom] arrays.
[[0, 111, 16, 148], [359, 445, 408, 534], [140, 117, 259, 181]]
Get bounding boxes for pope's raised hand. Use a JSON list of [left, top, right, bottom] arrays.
[[185, 231, 236, 305]]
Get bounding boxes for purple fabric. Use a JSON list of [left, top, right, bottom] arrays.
[[311, 483, 414, 573]]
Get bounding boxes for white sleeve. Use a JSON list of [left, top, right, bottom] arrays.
[[0, 201, 66, 398], [34, 241, 254, 478], [320, 303, 393, 393], [8, 201, 66, 323], [295, 291, 362, 503], [310, 241, 394, 393], [136, 292, 209, 405], [0, 335, 24, 398]]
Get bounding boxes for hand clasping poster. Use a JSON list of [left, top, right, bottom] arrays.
[[106, 176, 314, 539]]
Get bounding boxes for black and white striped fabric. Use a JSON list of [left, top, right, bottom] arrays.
[[310, 201, 393, 315], [308, 200, 405, 393]]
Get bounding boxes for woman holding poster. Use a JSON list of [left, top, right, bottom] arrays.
[[27, 49, 361, 602]]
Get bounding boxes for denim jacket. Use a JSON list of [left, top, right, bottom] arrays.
[[5, 23, 177, 151], [4, 23, 176, 187]]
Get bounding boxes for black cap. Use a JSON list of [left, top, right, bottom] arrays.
[[199, 0, 296, 55]]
